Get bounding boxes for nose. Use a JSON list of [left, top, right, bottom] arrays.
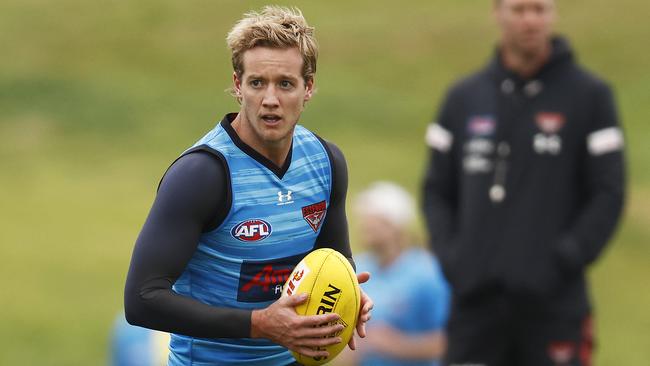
[[523, 9, 538, 23], [522, 6, 544, 26], [262, 86, 280, 108]]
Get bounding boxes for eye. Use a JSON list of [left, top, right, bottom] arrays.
[[511, 4, 525, 15], [279, 80, 294, 89], [250, 79, 263, 88], [533, 4, 548, 15]]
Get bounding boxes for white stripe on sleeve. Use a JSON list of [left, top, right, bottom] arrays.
[[587, 127, 624, 156], [425, 123, 453, 152]]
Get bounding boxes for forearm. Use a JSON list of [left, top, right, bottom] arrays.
[[125, 282, 252, 338], [555, 186, 624, 271], [423, 179, 457, 261], [556, 150, 625, 271]]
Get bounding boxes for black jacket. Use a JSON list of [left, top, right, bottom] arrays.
[[422, 37, 625, 316]]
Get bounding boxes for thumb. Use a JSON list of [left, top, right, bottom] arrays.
[[283, 292, 309, 306], [356, 271, 371, 284]]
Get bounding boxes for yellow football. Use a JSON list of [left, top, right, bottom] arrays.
[[282, 248, 360, 366]]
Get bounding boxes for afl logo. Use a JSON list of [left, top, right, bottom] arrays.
[[231, 219, 272, 242]]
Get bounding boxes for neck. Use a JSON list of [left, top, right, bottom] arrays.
[[261, 143, 291, 168], [231, 114, 292, 167], [500, 40, 551, 79], [376, 240, 404, 269]]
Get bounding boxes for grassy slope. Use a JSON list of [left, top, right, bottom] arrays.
[[0, 0, 648, 364]]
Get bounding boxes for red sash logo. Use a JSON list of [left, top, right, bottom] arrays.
[[302, 200, 327, 232], [536, 112, 566, 134]]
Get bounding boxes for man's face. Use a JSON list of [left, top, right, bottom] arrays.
[[358, 214, 401, 253], [495, 0, 556, 55], [234, 47, 313, 148]]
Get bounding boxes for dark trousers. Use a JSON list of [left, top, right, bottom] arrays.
[[444, 294, 593, 366]]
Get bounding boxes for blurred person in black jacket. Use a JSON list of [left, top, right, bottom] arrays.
[[422, 0, 625, 365]]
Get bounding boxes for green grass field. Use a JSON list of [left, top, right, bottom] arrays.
[[1, 1, 649, 364]]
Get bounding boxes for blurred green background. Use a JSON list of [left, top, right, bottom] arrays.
[[1, 0, 648, 364]]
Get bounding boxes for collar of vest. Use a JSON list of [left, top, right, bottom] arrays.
[[220, 113, 294, 179]]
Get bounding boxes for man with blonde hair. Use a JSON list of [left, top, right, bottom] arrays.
[[125, 6, 372, 365]]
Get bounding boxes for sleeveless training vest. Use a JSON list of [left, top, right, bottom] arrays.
[[168, 115, 332, 366]]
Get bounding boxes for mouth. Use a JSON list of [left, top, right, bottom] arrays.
[[260, 114, 282, 125]]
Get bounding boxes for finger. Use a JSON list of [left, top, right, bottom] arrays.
[[362, 303, 373, 318], [283, 293, 309, 306], [348, 334, 357, 350], [294, 346, 330, 358], [359, 312, 371, 323], [298, 323, 345, 338], [356, 320, 367, 338], [296, 336, 343, 348], [301, 312, 340, 327], [361, 291, 374, 311], [356, 271, 371, 284]]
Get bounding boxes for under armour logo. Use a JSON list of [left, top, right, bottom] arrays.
[[277, 191, 294, 205]]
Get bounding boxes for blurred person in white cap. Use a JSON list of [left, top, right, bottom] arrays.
[[337, 182, 450, 366]]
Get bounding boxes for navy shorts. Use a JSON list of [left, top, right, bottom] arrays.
[[444, 295, 593, 366]]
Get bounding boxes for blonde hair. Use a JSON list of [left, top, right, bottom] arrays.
[[226, 6, 318, 83]]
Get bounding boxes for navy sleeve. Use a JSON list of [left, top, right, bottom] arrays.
[[553, 83, 626, 272], [124, 151, 252, 338], [314, 140, 354, 269], [422, 89, 461, 273]]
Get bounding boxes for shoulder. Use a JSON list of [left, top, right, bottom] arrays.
[[160, 149, 227, 192], [563, 62, 613, 94], [402, 248, 434, 268], [307, 132, 347, 173], [402, 248, 447, 283], [294, 126, 346, 163], [444, 67, 493, 101], [170, 149, 226, 177], [323, 140, 346, 166]]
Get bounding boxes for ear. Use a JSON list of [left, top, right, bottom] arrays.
[[548, 1, 558, 24], [303, 77, 314, 102], [493, 3, 501, 24], [233, 71, 242, 95]]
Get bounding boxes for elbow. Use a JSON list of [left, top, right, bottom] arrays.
[[124, 277, 170, 328], [123, 293, 140, 327], [123, 283, 147, 327]]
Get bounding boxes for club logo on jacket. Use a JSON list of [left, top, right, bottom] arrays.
[[536, 112, 565, 134], [302, 200, 327, 232], [547, 341, 576, 365], [231, 219, 272, 242], [534, 112, 565, 155], [467, 115, 496, 136]]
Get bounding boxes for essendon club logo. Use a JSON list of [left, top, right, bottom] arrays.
[[237, 253, 305, 302], [547, 341, 576, 364], [231, 219, 272, 242], [302, 200, 327, 232], [536, 112, 566, 134]]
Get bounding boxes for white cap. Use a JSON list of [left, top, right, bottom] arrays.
[[354, 181, 416, 227]]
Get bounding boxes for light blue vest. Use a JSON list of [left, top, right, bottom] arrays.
[[168, 117, 333, 365]]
